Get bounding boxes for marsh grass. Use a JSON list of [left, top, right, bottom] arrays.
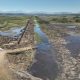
[[34, 32, 42, 43], [0, 16, 28, 30]]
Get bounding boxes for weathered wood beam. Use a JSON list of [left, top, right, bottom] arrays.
[[1, 46, 37, 54], [17, 20, 30, 44], [17, 17, 33, 44]]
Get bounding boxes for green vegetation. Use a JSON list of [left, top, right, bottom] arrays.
[[0, 16, 29, 30], [35, 32, 42, 43], [35, 16, 49, 24], [49, 16, 80, 23], [36, 16, 80, 23]]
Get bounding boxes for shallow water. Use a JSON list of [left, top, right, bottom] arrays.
[[65, 34, 80, 58], [34, 21, 49, 43], [64, 26, 80, 58], [66, 25, 76, 29], [29, 20, 58, 80], [0, 27, 24, 38]]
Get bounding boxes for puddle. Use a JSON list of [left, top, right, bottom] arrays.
[[0, 27, 24, 38], [64, 29, 80, 58]]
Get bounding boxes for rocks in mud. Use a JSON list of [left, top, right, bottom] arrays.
[[11, 69, 42, 80], [0, 46, 41, 80], [53, 37, 80, 80], [6, 50, 35, 71], [41, 24, 80, 80], [0, 36, 14, 45], [3, 48, 38, 80]]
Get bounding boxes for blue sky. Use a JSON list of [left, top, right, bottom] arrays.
[[0, 0, 80, 13]]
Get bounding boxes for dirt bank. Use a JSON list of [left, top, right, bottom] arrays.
[[0, 47, 42, 80]]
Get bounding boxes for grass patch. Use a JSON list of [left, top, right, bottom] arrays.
[[34, 32, 42, 43], [0, 16, 29, 30]]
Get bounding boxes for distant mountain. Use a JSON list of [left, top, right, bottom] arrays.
[[0, 12, 80, 16], [0, 13, 27, 16]]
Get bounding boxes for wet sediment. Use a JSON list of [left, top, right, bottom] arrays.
[[40, 23, 80, 80], [0, 19, 38, 80]]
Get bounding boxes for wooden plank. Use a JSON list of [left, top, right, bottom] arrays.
[[1, 46, 37, 54]]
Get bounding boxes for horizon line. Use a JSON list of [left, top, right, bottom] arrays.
[[0, 10, 80, 13]]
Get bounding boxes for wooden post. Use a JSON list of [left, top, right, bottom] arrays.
[[17, 20, 30, 44]]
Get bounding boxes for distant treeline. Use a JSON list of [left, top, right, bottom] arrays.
[[36, 16, 80, 23], [50, 16, 80, 23]]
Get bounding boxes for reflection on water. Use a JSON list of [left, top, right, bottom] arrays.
[[0, 27, 24, 38], [29, 20, 58, 80], [34, 21, 49, 43], [65, 26, 80, 58], [65, 34, 80, 58]]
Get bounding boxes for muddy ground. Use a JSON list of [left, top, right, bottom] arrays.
[[0, 19, 80, 80], [40, 23, 80, 80]]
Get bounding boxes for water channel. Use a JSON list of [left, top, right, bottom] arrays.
[[28, 20, 58, 80]]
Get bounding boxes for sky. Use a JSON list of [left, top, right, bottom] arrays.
[[0, 0, 80, 13]]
